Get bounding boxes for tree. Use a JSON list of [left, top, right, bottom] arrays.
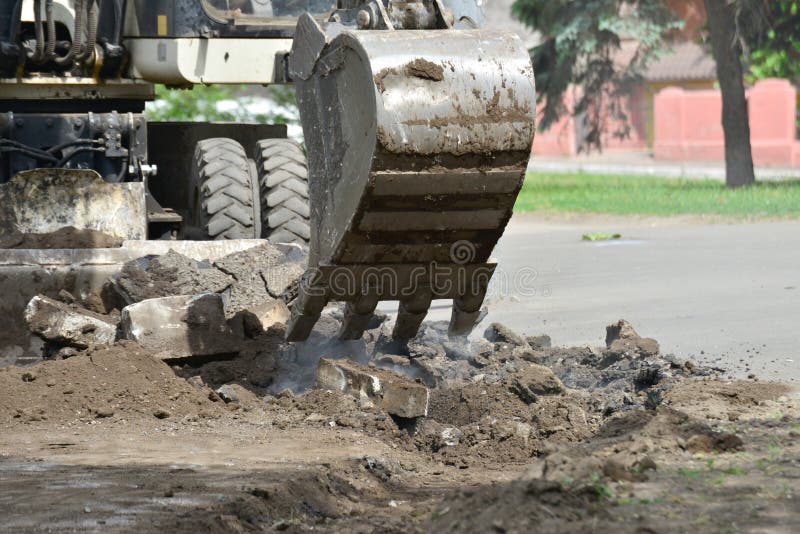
[[512, 1, 681, 150], [703, 0, 757, 187], [512, 0, 774, 188]]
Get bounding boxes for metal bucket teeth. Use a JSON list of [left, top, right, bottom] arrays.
[[286, 15, 536, 342]]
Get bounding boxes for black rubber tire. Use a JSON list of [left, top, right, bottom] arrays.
[[254, 138, 310, 244], [189, 138, 261, 240]]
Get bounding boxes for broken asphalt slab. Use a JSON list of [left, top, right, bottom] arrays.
[[119, 294, 242, 359]]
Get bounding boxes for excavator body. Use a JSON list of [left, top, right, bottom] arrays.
[[0, 0, 534, 360]]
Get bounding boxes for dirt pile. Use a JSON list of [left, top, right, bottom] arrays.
[[3, 310, 799, 532], [428, 378, 800, 534], [0, 341, 226, 424], [5, 305, 707, 471], [164, 314, 709, 467]]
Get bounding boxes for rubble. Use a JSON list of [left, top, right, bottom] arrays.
[[508, 363, 566, 404], [316, 358, 429, 418], [24, 295, 117, 349], [215, 384, 260, 405], [119, 294, 242, 359], [106, 244, 306, 317], [108, 250, 234, 305], [241, 299, 291, 337], [15, 244, 306, 363], [213, 242, 306, 312], [484, 322, 530, 347]]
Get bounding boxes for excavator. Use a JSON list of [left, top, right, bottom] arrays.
[[0, 0, 535, 360]]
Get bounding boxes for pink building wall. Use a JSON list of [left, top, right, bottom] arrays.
[[532, 79, 800, 167], [532, 90, 647, 157], [653, 79, 800, 167], [532, 107, 577, 156]]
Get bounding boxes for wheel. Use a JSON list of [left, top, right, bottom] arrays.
[[188, 138, 261, 240], [254, 138, 310, 244]]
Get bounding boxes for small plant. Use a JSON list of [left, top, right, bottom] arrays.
[[589, 472, 615, 501], [677, 467, 703, 479], [710, 473, 727, 486], [582, 232, 622, 242], [721, 466, 747, 476], [645, 390, 663, 411]]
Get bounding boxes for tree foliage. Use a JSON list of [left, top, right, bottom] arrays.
[[511, 0, 682, 150], [749, 0, 800, 81], [145, 84, 298, 124]]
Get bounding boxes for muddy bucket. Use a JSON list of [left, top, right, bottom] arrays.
[[287, 16, 536, 341]]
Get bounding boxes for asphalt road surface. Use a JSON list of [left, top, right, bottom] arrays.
[[394, 215, 800, 382], [482, 215, 800, 382]]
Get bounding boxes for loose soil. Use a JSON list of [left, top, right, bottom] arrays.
[[1, 317, 799, 533]]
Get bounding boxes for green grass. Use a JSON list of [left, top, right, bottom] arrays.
[[515, 172, 800, 219]]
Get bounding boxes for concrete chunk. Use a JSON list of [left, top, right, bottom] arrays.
[[605, 319, 640, 347], [109, 250, 234, 305], [24, 295, 117, 349], [119, 294, 241, 359], [213, 242, 306, 312], [242, 299, 291, 336], [484, 322, 529, 348], [508, 363, 566, 404], [316, 358, 429, 418], [605, 319, 660, 357]]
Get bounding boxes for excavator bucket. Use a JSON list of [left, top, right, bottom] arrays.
[[286, 16, 536, 342]]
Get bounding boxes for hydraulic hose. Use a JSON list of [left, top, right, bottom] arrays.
[[28, 0, 45, 63], [8, 0, 23, 41], [54, 0, 84, 66], [45, 0, 55, 60], [0, 141, 58, 163], [75, 0, 97, 63], [86, 0, 99, 59], [56, 146, 104, 167], [111, 0, 125, 45]]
